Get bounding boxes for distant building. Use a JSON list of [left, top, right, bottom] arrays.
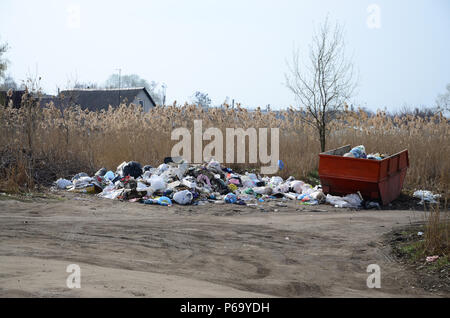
[[55, 87, 157, 112], [0, 90, 26, 108], [2, 87, 157, 112]]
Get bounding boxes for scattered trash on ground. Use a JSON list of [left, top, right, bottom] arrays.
[[325, 193, 362, 208], [53, 157, 379, 209], [413, 190, 441, 204], [426, 255, 440, 263]]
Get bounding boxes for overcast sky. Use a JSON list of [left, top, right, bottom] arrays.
[[1, 0, 449, 111]]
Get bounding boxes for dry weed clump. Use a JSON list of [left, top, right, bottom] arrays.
[[0, 96, 448, 196], [423, 203, 449, 257]]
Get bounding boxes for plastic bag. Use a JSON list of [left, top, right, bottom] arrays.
[[56, 178, 72, 189], [95, 168, 107, 177], [149, 175, 166, 191], [207, 159, 222, 173], [72, 176, 93, 188], [269, 176, 283, 187], [413, 190, 441, 204], [224, 193, 237, 203], [144, 196, 172, 206], [71, 172, 89, 181], [123, 161, 143, 178], [273, 183, 289, 194], [350, 145, 366, 159], [175, 162, 188, 180], [136, 182, 149, 192], [290, 180, 305, 194], [99, 188, 123, 200], [173, 190, 193, 205], [283, 192, 297, 200], [181, 176, 197, 189], [326, 193, 362, 208], [157, 164, 170, 174], [253, 186, 272, 195], [104, 171, 115, 181], [116, 161, 127, 177], [310, 190, 326, 203]]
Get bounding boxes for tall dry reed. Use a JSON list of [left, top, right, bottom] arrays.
[[0, 98, 448, 196]]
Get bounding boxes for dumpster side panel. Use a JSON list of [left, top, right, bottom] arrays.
[[318, 148, 409, 205], [318, 155, 380, 182], [319, 154, 381, 200], [321, 177, 380, 200], [378, 150, 409, 205]]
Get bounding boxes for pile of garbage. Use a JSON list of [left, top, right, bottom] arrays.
[[413, 190, 441, 205], [343, 145, 388, 160], [54, 157, 363, 208]]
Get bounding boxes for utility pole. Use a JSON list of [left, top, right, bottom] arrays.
[[161, 83, 167, 106], [116, 68, 121, 106]]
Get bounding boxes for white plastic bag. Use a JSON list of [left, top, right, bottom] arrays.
[[273, 183, 289, 194], [310, 190, 326, 203], [269, 176, 283, 187], [175, 162, 188, 180], [206, 159, 222, 173], [72, 176, 93, 188], [413, 190, 441, 204], [98, 185, 123, 200], [173, 190, 193, 205], [149, 175, 166, 191], [181, 177, 197, 189], [290, 180, 305, 194], [116, 161, 127, 177], [157, 164, 169, 174], [100, 189, 123, 200], [253, 186, 272, 195], [56, 178, 72, 189], [326, 193, 362, 208]]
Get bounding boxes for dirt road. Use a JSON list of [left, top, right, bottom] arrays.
[[0, 192, 445, 297]]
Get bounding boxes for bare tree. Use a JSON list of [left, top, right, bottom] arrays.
[[0, 74, 18, 90], [285, 17, 356, 152], [0, 39, 9, 81], [191, 91, 211, 109], [436, 83, 450, 114], [105, 73, 163, 105], [73, 81, 98, 89]]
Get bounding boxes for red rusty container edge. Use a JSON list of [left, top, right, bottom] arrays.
[[318, 145, 409, 205]]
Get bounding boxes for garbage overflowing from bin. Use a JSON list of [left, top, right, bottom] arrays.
[[342, 145, 390, 160], [54, 157, 366, 209]]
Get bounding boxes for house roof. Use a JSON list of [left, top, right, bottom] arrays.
[[0, 90, 26, 108], [58, 87, 156, 111]]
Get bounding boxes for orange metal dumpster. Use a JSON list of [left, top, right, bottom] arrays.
[[318, 145, 409, 205]]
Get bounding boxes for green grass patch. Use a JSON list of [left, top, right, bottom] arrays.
[[0, 191, 64, 203], [306, 169, 320, 186]]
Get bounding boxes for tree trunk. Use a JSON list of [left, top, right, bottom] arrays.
[[319, 129, 326, 152]]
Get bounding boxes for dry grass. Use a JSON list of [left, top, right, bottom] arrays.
[[424, 203, 449, 257], [394, 203, 449, 267], [0, 96, 449, 196]]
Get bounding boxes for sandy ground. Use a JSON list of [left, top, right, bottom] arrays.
[[0, 192, 447, 298]]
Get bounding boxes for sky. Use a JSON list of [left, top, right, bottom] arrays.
[[0, 0, 449, 111]]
